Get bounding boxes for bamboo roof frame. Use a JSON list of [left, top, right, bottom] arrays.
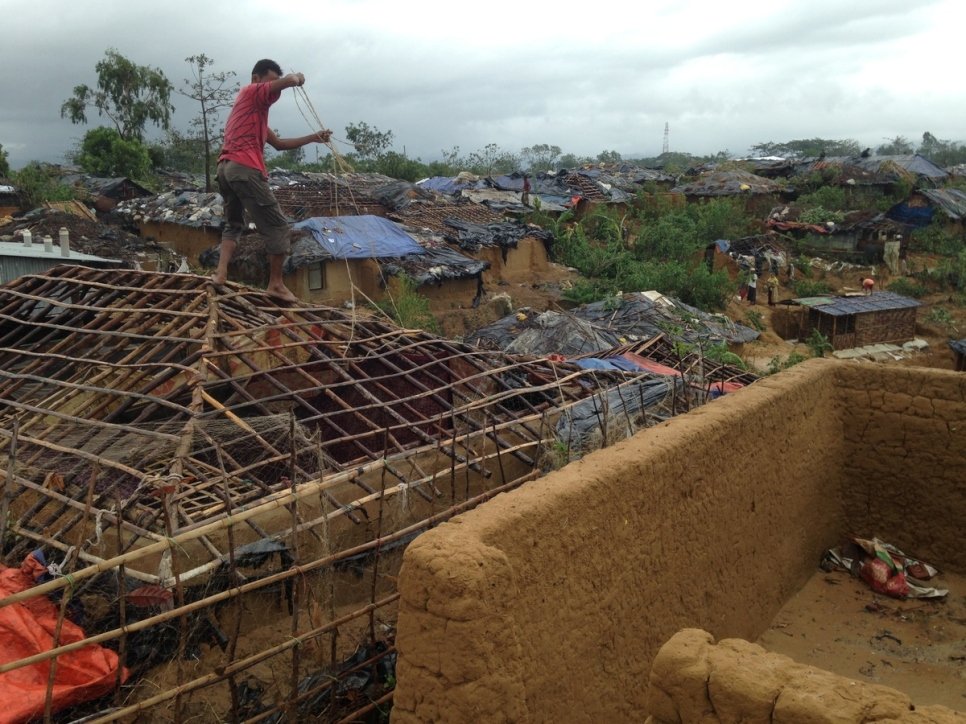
[[0, 264, 684, 722]]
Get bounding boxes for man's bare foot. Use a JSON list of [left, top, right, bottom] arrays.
[[266, 285, 300, 305], [210, 271, 227, 287]]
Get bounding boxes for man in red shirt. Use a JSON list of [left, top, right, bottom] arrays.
[[212, 59, 331, 303]]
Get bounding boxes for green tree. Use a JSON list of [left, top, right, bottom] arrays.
[[61, 48, 174, 141], [876, 135, 914, 155], [466, 143, 519, 176], [749, 138, 860, 158], [916, 131, 966, 166], [76, 127, 151, 179], [520, 143, 562, 172], [558, 152, 592, 170], [0, 143, 10, 178], [344, 121, 394, 161], [596, 149, 622, 164], [151, 129, 207, 173], [179, 54, 238, 191], [13, 163, 75, 209]]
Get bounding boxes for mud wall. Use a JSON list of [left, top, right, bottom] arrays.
[[837, 364, 966, 572], [392, 360, 966, 722], [393, 360, 848, 723], [645, 629, 962, 723]]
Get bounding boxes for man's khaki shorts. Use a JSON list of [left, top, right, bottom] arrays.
[[217, 160, 291, 255]]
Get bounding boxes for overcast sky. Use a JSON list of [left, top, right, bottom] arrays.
[[1, 0, 963, 171]]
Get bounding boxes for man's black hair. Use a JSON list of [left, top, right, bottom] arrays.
[[252, 59, 283, 77]]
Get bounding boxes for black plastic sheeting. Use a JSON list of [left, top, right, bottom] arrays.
[[555, 377, 676, 451], [369, 180, 439, 211], [467, 294, 759, 353], [442, 218, 555, 253], [380, 245, 489, 284]]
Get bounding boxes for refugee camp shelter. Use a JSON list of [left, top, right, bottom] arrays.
[[117, 190, 223, 261], [791, 291, 920, 350], [271, 170, 397, 219], [0, 263, 682, 722], [60, 175, 153, 213], [439, 218, 555, 285], [0, 237, 120, 283], [0, 183, 18, 217], [671, 169, 784, 214], [888, 188, 966, 237]]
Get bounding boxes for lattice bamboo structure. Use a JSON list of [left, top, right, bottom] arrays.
[[0, 265, 675, 722]]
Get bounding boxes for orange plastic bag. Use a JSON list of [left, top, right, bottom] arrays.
[[0, 555, 126, 723]]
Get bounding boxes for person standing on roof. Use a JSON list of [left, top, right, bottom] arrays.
[[521, 174, 531, 206], [212, 59, 331, 303], [862, 277, 875, 295]]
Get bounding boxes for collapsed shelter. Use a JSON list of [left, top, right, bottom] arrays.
[[0, 264, 697, 722]]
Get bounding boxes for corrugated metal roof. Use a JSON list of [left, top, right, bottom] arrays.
[[794, 291, 920, 316], [0, 241, 119, 263], [919, 188, 966, 220]]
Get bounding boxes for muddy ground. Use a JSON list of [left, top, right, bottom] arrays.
[[759, 568, 966, 710]]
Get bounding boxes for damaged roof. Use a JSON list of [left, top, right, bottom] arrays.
[[467, 291, 759, 354], [671, 169, 781, 196], [388, 198, 503, 233], [916, 188, 966, 220], [794, 154, 947, 186], [0, 264, 651, 582], [115, 190, 224, 228]]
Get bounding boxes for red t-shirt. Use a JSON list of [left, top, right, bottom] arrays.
[[219, 82, 281, 177]]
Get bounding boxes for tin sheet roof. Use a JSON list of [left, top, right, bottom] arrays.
[[794, 291, 920, 316]]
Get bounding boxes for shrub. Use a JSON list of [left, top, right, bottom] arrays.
[[799, 206, 845, 225], [13, 164, 75, 209], [912, 221, 961, 255], [793, 279, 831, 297], [376, 273, 439, 333], [797, 186, 847, 211], [745, 309, 764, 331], [806, 329, 833, 358], [887, 277, 928, 298], [925, 306, 955, 328]]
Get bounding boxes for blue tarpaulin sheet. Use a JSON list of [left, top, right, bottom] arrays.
[[294, 215, 424, 259]]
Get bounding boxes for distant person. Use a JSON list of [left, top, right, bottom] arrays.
[[521, 174, 531, 206], [862, 277, 875, 295], [747, 270, 758, 305], [766, 274, 779, 305], [212, 59, 332, 303]]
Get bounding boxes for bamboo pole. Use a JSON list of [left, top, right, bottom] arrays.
[[0, 470, 537, 675], [0, 460, 389, 608], [85, 595, 399, 724]]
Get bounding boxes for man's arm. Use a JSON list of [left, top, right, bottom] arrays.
[[268, 72, 305, 95], [267, 128, 332, 151]]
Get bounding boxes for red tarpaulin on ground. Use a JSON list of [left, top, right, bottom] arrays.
[[0, 556, 126, 723]]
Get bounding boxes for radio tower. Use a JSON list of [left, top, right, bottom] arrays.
[[662, 122, 669, 154]]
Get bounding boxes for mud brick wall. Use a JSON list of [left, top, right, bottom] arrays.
[[838, 365, 966, 572], [392, 360, 966, 722], [645, 629, 963, 724], [392, 360, 849, 723]]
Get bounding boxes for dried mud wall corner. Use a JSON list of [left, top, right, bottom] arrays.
[[837, 365, 966, 572], [393, 359, 847, 723]]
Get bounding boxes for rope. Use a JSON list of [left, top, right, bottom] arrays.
[[288, 80, 408, 335], [292, 85, 354, 174]]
